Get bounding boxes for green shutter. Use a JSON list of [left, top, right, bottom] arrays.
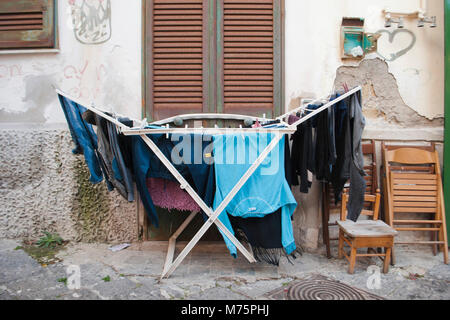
[[445, 0, 450, 242], [0, 0, 55, 49]]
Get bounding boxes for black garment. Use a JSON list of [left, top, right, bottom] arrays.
[[290, 119, 315, 193], [229, 209, 284, 266], [314, 105, 337, 182], [331, 97, 350, 203], [82, 110, 135, 202], [331, 91, 366, 221]]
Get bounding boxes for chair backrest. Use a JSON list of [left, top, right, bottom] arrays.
[[362, 140, 378, 195], [383, 147, 441, 217], [340, 189, 381, 221], [381, 142, 436, 174]]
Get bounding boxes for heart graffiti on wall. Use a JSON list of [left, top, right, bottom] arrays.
[[375, 29, 417, 62]]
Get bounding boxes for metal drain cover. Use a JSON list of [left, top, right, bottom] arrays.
[[265, 275, 384, 300]]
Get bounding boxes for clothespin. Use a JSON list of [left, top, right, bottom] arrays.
[[252, 119, 261, 128], [140, 118, 148, 129], [239, 125, 245, 140], [166, 124, 170, 139]]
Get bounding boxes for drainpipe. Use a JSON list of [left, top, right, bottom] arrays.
[[445, 0, 450, 243]]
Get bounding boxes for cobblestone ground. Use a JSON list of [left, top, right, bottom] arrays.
[[0, 239, 449, 300]]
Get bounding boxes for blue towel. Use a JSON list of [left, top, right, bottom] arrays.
[[212, 133, 297, 258]]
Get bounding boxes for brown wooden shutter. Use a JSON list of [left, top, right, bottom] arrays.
[[150, 0, 207, 120], [0, 0, 55, 49], [222, 0, 275, 116]]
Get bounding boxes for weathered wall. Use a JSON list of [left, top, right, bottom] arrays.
[[0, 0, 142, 242], [0, 0, 142, 124], [285, 0, 445, 250], [0, 124, 138, 243], [285, 0, 444, 122]]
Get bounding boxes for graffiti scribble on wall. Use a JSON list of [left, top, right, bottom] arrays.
[[375, 29, 416, 62], [69, 0, 112, 45], [64, 60, 107, 100]]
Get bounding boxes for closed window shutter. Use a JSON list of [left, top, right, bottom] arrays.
[[150, 0, 207, 120], [0, 0, 55, 49], [222, 0, 276, 116], [145, 0, 283, 120]]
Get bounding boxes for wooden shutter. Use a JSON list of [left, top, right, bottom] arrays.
[[0, 0, 55, 49], [144, 0, 283, 120], [149, 0, 208, 120], [221, 0, 279, 117]]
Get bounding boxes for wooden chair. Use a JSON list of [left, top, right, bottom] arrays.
[[382, 146, 449, 265], [338, 190, 398, 274], [322, 140, 378, 258]]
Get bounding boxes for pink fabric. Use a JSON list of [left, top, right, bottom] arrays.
[[252, 119, 262, 128], [146, 178, 201, 213]]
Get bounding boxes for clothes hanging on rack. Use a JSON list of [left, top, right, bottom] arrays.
[[289, 89, 366, 221], [331, 90, 367, 221], [83, 110, 135, 202], [229, 208, 284, 266], [290, 114, 315, 193], [57, 94, 103, 184], [130, 133, 215, 227], [314, 103, 337, 182], [212, 133, 297, 259]]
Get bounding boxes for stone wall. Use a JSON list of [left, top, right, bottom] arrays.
[[0, 124, 138, 243]]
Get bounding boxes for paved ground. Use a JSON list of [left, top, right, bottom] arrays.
[[0, 239, 449, 300]]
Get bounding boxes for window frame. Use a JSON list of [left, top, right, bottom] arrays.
[[0, 0, 58, 51]]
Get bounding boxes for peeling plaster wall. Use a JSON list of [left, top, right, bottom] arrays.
[[285, 0, 445, 250], [285, 0, 444, 122]]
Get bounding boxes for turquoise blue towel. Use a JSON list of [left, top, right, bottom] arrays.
[[212, 133, 297, 258]]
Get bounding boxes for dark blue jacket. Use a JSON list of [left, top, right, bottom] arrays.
[[57, 94, 103, 184], [131, 133, 215, 228]]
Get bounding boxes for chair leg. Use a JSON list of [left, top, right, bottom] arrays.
[[383, 247, 392, 274], [438, 225, 449, 264], [322, 184, 332, 259], [390, 247, 396, 266], [432, 231, 438, 256], [338, 229, 344, 259], [348, 247, 357, 274]]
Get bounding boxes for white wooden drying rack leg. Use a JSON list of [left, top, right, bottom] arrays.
[[139, 133, 284, 280]]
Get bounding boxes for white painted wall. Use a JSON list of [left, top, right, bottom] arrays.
[[285, 0, 444, 120], [0, 0, 444, 123], [0, 0, 142, 123]]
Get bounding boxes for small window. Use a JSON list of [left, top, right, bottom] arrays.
[[0, 0, 56, 49]]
